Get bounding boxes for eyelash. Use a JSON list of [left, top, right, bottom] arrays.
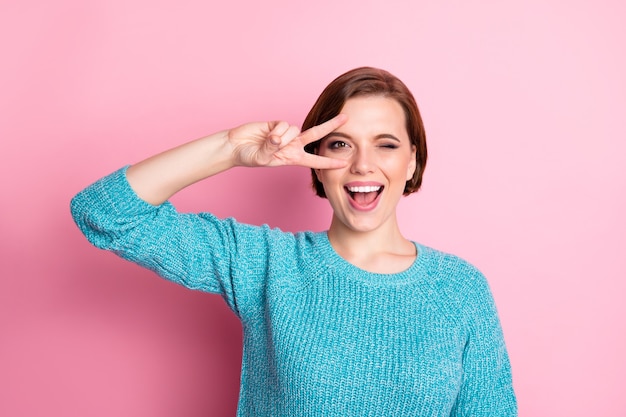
[[327, 141, 399, 150], [327, 140, 349, 149], [380, 143, 398, 149]]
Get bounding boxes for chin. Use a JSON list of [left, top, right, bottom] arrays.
[[340, 215, 387, 234]]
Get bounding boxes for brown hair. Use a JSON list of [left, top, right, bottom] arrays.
[[303, 66, 427, 198]]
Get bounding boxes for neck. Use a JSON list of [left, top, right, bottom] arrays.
[[326, 215, 417, 274], [326, 214, 413, 261]]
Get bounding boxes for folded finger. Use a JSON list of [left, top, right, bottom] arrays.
[[268, 121, 291, 145], [278, 125, 301, 147]]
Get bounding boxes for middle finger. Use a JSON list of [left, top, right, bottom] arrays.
[[298, 114, 348, 146]]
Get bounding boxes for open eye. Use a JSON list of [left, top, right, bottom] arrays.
[[327, 140, 350, 149]]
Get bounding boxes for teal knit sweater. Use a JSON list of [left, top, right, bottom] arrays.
[[71, 167, 517, 416]]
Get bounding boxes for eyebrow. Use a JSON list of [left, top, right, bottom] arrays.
[[326, 132, 401, 142]]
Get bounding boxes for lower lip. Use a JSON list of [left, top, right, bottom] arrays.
[[346, 190, 382, 212]]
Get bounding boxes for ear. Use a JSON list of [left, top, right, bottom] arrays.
[[314, 168, 322, 181], [406, 145, 417, 181]]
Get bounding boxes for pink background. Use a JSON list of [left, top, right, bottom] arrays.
[[1, 0, 625, 416]]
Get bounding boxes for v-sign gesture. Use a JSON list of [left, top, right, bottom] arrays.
[[229, 114, 348, 169]]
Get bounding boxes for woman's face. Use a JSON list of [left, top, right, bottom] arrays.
[[315, 95, 416, 235]]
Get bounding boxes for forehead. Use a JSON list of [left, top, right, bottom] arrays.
[[336, 95, 408, 138]]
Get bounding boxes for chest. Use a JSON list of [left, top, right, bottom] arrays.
[[261, 278, 466, 413]]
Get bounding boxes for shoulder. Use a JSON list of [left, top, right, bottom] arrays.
[[418, 244, 487, 287], [195, 212, 300, 253], [415, 243, 497, 318], [201, 214, 320, 250], [197, 213, 324, 272]]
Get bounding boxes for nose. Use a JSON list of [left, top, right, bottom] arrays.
[[350, 147, 375, 175]]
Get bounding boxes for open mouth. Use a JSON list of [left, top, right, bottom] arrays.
[[345, 185, 384, 207]]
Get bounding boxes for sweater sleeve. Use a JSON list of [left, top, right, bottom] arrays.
[[450, 267, 518, 417], [69, 166, 270, 316]]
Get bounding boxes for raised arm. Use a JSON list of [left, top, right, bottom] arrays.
[[70, 114, 348, 309], [126, 115, 348, 205]]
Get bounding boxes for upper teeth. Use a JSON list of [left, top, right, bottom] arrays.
[[347, 185, 381, 193]]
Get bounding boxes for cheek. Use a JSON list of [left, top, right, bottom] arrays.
[[381, 156, 414, 182], [315, 169, 338, 188]]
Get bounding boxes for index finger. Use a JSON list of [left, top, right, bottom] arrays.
[[298, 114, 348, 146], [299, 152, 348, 170]]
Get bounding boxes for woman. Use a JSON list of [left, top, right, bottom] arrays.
[[71, 67, 517, 416]]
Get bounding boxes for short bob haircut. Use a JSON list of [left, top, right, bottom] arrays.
[[303, 67, 427, 198]]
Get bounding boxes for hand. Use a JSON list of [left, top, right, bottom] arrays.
[[228, 114, 348, 169]]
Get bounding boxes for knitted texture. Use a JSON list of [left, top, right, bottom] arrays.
[[70, 167, 517, 417]]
